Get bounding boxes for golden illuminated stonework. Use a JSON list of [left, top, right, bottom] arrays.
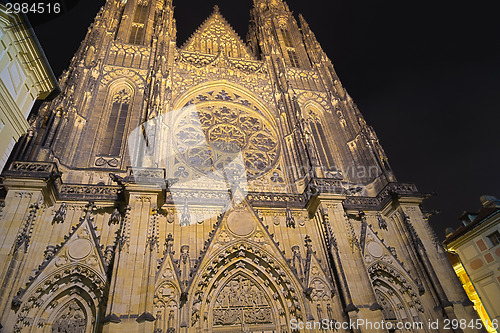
[[173, 88, 280, 180], [0, 0, 483, 332]]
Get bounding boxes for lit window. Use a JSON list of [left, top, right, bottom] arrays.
[[487, 231, 500, 247]]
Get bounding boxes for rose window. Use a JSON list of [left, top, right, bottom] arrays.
[[173, 99, 279, 179]]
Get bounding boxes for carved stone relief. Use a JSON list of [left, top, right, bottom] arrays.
[[51, 300, 87, 333], [212, 275, 273, 327]]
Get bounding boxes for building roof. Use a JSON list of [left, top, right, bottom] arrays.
[[443, 197, 500, 245]]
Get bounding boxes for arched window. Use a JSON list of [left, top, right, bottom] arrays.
[[280, 28, 292, 47], [129, 3, 148, 44], [309, 119, 336, 169], [280, 28, 300, 67], [101, 89, 131, 156], [287, 49, 299, 67]]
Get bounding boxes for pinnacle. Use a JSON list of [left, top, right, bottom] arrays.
[[213, 4, 220, 14]]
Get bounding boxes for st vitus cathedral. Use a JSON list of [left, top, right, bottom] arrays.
[[0, 0, 481, 332]]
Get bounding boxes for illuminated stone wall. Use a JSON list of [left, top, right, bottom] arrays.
[[0, 1, 481, 332]]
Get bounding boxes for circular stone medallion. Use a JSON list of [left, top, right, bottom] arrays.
[[367, 242, 384, 258], [68, 239, 92, 260], [227, 210, 255, 236]]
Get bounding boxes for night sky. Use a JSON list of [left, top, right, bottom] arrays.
[[28, 0, 500, 240]]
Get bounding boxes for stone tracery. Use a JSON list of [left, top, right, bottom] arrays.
[[153, 281, 179, 333], [0, 0, 474, 332], [173, 87, 280, 179]]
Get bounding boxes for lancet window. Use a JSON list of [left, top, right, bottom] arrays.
[[309, 117, 335, 169], [280, 28, 293, 47], [129, 3, 148, 44], [287, 49, 299, 67], [280, 28, 299, 67], [101, 89, 131, 156]]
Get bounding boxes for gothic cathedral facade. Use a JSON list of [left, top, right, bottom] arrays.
[[0, 0, 480, 332]]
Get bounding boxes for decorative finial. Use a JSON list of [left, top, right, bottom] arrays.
[[213, 5, 220, 13]]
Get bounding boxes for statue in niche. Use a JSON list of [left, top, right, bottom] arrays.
[[377, 213, 388, 230], [291, 245, 304, 281], [179, 245, 190, 288], [53, 202, 67, 224]]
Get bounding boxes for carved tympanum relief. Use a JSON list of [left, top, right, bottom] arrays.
[[212, 274, 274, 328]]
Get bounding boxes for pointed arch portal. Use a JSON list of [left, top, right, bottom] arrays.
[[188, 239, 306, 333]]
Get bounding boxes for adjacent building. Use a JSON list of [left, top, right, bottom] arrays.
[[0, 0, 480, 332], [0, 3, 59, 172], [444, 196, 500, 333]]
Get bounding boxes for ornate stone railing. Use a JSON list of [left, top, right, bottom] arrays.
[[177, 50, 265, 73], [165, 189, 233, 206], [247, 192, 306, 208], [343, 183, 419, 210], [4, 161, 59, 178], [57, 184, 122, 201], [126, 167, 165, 184], [307, 178, 348, 195], [3, 162, 420, 208], [3, 161, 123, 201]]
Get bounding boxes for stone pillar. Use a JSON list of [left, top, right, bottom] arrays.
[[103, 182, 162, 333], [398, 198, 483, 333], [316, 195, 388, 333], [0, 167, 57, 326]]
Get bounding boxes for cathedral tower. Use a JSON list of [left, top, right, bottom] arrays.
[[0, 0, 480, 332]]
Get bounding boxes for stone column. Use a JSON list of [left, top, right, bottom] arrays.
[[0, 165, 57, 328], [103, 182, 162, 333], [316, 195, 388, 333]]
